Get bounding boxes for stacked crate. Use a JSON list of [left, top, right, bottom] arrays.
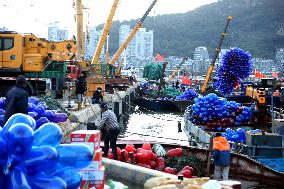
[[70, 130, 105, 189]]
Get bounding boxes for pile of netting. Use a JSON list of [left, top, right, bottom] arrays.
[[143, 63, 163, 81], [160, 87, 181, 99]]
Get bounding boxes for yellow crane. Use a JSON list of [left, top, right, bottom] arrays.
[[116, 50, 127, 76], [92, 0, 120, 65], [75, 0, 84, 57], [201, 16, 233, 93], [75, 0, 119, 72], [75, 0, 90, 72], [105, 34, 110, 64], [109, 0, 158, 66]]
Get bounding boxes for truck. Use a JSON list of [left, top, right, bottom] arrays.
[[0, 31, 77, 97]]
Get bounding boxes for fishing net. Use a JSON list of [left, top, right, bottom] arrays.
[[165, 155, 207, 177], [143, 63, 163, 81]]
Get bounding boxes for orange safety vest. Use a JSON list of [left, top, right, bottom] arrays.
[[213, 136, 230, 151]]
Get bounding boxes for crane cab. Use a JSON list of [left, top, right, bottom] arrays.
[[0, 31, 24, 72]]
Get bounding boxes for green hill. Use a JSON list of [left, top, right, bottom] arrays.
[[98, 0, 284, 59]]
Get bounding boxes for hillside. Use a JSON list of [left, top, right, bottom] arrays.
[[98, 0, 284, 59]]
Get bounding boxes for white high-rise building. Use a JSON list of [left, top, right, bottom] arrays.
[[119, 25, 154, 58], [119, 25, 132, 57], [84, 27, 104, 61], [48, 22, 68, 42], [194, 47, 209, 60], [144, 30, 154, 58], [135, 28, 154, 58], [135, 28, 146, 58], [0, 27, 8, 32], [57, 27, 68, 41], [48, 22, 58, 41]]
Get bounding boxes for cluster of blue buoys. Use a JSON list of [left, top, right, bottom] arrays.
[[214, 48, 253, 95], [0, 113, 93, 188], [188, 93, 253, 128], [174, 89, 199, 101], [223, 128, 247, 143], [160, 89, 199, 101], [0, 97, 68, 128], [222, 128, 262, 144]]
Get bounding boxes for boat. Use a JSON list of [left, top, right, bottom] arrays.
[[134, 94, 253, 113], [102, 140, 284, 188], [133, 97, 193, 112]]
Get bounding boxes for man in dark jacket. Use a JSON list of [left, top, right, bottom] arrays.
[[75, 74, 87, 110], [212, 132, 231, 180], [4, 75, 29, 124], [92, 86, 103, 104]]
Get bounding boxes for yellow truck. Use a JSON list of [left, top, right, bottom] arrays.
[[0, 31, 77, 97]]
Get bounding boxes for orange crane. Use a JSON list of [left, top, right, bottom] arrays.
[[201, 16, 232, 93], [74, 0, 119, 72], [109, 0, 158, 66], [92, 0, 120, 65]]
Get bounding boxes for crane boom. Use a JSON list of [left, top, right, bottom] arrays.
[[76, 0, 84, 57], [92, 0, 120, 64], [168, 57, 188, 81], [109, 0, 158, 65], [201, 16, 233, 93]]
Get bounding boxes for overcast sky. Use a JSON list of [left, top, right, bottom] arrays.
[[0, 0, 217, 38]]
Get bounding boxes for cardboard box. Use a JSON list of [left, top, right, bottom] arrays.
[[80, 180, 104, 189], [81, 149, 103, 171], [80, 166, 105, 189], [70, 130, 101, 151]]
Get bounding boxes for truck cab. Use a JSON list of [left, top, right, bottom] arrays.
[[66, 64, 79, 81]]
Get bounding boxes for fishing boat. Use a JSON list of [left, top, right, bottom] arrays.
[[133, 97, 193, 112], [134, 92, 255, 112], [105, 140, 284, 188]]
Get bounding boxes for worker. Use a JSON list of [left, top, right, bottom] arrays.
[[178, 121, 182, 133], [212, 132, 231, 180], [65, 76, 73, 108], [98, 102, 121, 160], [175, 80, 180, 89], [75, 74, 87, 110], [4, 75, 29, 124], [92, 86, 103, 104]]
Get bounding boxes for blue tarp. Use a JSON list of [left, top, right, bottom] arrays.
[[256, 158, 284, 173]]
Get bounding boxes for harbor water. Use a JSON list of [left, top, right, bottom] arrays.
[[120, 110, 190, 146]]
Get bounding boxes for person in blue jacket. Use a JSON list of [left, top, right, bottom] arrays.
[[212, 132, 231, 180], [4, 75, 29, 124]]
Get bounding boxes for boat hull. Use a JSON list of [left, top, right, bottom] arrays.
[[105, 141, 284, 187], [133, 95, 253, 112], [133, 97, 193, 112]]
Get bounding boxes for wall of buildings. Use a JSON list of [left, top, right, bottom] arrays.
[[0, 27, 8, 31], [84, 27, 104, 61], [48, 22, 68, 42], [119, 25, 154, 59], [193, 47, 209, 60]]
